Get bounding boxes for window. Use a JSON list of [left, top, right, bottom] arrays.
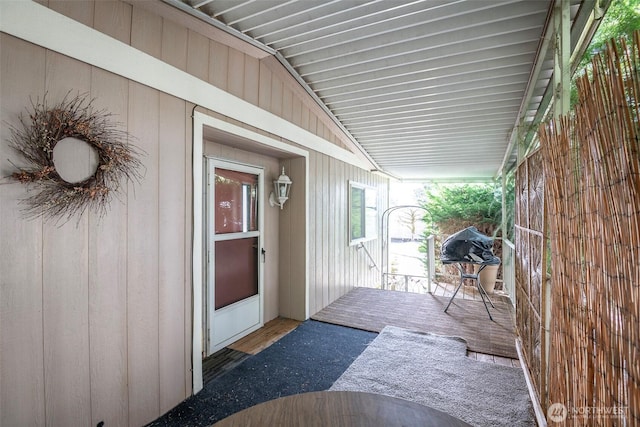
[[349, 181, 378, 245]]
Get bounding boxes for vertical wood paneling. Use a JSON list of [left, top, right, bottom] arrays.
[[127, 81, 160, 427], [49, 0, 94, 26], [282, 87, 293, 122], [209, 41, 229, 90], [204, 139, 223, 158], [337, 161, 346, 296], [353, 168, 361, 283], [228, 49, 244, 98], [159, 29, 188, 416], [131, 5, 163, 59], [0, 35, 46, 427], [278, 158, 292, 317], [42, 52, 92, 427], [314, 153, 324, 313], [307, 153, 317, 313], [94, 0, 132, 44], [323, 123, 332, 144], [304, 158, 391, 313], [348, 169, 355, 291], [328, 158, 337, 301], [270, 74, 283, 117], [88, 68, 129, 427], [299, 102, 310, 132], [289, 157, 307, 320], [291, 95, 302, 127], [309, 159, 318, 313], [1, 6, 393, 425], [308, 114, 317, 138], [162, 18, 188, 71], [321, 154, 330, 307], [348, 167, 356, 287], [219, 144, 238, 161], [258, 61, 272, 110], [187, 30, 210, 82], [263, 160, 280, 321], [316, 121, 327, 142], [158, 94, 187, 413], [244, 56, 259, 106]]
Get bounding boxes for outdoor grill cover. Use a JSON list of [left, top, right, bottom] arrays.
[[440, 226, 501, 265]]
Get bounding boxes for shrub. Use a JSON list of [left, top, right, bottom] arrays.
[[421, 183, 502, 237], [420, 183, 503, 286]]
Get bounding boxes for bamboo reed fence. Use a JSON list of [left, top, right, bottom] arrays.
[[515, 150, 547, 402], [538, 32, 640, 425]]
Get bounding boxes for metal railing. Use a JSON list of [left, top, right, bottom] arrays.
[[356, 242, 379, 271], [381, 234, 435, 294], [382, 272, 430, 293], [502, 238, 516, 305], [382, 234, 514, 300]]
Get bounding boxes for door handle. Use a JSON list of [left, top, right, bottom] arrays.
[[261, 248, 266, 262]]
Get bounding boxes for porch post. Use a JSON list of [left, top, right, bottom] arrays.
[[543, 0, 571, 410], [553, 0, 571, 117]]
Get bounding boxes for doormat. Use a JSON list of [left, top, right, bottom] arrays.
[[330, 326, 535, 426]]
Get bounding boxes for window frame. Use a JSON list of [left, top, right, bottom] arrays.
[[348, 181, 378, 245]]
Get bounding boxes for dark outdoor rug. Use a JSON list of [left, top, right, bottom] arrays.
[[147, 320, 376, 426], [331, 326, 535, 427], [311, 287, 517, 359]]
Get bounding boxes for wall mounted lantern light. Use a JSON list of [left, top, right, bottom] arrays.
[[269, 166, 292, 209]]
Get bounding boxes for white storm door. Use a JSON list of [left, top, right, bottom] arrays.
[[206, 159, 264, 355]]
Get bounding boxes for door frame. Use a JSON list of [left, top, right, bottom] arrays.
[[192, 112, 309, 394], [205, 158, 264, 355]]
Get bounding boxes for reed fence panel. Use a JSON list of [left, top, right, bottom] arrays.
[[538, 33, 640, 425], [515, 150, 547, 402]]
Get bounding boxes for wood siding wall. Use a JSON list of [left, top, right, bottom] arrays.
[[307, 153, 387, 315], [0, 34, 191, 427], [0, 1, 388, 426]]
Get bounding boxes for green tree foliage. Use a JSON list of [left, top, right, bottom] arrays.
[[420, 183, 502, 238], [582, 0, 640, 66], [419, 183, 503, 279], [503, 170, 516, 242], [572, 0, 640, 104]]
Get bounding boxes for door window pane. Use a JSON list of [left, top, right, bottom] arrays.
[[215, 168, 258, 234], [214, 237, 259, 309]]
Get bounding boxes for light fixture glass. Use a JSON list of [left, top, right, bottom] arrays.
[[269, 166, 292, 209]]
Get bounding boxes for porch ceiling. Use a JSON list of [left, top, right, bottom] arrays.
[[166, 0, 600, 181]]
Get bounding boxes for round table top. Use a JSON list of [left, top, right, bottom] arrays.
[[213, 390, 471, 427]]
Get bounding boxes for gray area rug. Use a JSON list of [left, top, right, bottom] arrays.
[[330, 326, 535, 427]]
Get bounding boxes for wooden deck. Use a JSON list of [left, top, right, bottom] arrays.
[[431, 282, 519, 366], [311, 286, 518, 359], [228, 317, 301, 354], [431, 279, 511, 301], [224, 286, 519, 368]]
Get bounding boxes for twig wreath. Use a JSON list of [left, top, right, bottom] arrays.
[[6, 93, 144, 222]]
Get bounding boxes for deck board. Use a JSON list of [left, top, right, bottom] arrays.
[[227, 317, 301, 355], [311, 287, 518, 359]]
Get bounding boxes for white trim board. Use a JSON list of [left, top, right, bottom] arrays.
[[516, 337, 547, 427], [0, 0, 371, 171]]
